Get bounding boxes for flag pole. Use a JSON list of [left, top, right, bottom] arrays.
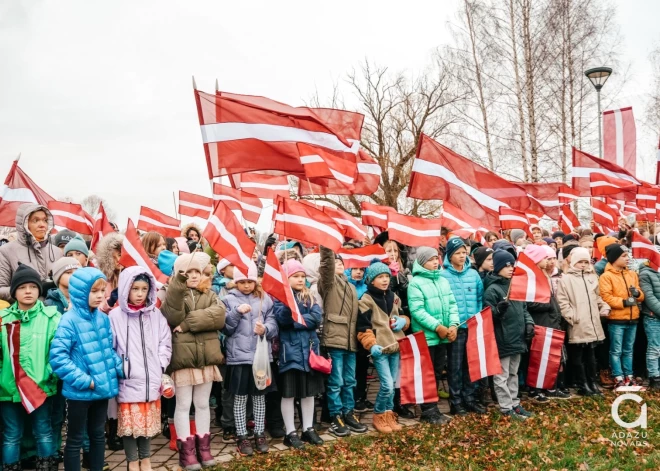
[[172, 192, 179, 221], [306, 178, 318, 208]]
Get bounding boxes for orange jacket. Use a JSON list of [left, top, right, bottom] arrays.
[[599, 264, 644, 322]]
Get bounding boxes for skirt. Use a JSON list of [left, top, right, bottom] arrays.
[[172, 366, 222, 387], [117, 400, 161, 438], [224, 365, 275, 396], [278, 369, 325, 399]]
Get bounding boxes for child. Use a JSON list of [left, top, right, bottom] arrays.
[[45, 257, 82, 313], [160, 253, 225, 471], [109, 267, 172, 471], [483, 251, 535, 421], [64, 236, 90, 267], [639, 259, 660, 390], [358, 260, 411, 433], [556, 247, 608, 396], [273, 260, 324, 450], [222, 261, 278, 456], [212, 259, 234, 298], [599, 244, 645, 390], [49, 268, 123, 471], [472, 247, 494, 280], [0, 265, 61, 471], [408, 247, 456, 424]]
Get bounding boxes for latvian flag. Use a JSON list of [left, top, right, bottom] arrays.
[[526, 326, 565, 389], [398, 332, 439, 405], [509, 252, 551, 303], [466, 307, 502, 382], [6, 322, 48, 413]]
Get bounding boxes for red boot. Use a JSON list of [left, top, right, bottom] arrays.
[[169, 423, 178, 451], [177, 436, 201, 471], [190, 420, 197, 436], [196, 433, 216, 467]]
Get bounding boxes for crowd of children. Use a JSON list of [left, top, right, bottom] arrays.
[[0, 203, 659, 471]]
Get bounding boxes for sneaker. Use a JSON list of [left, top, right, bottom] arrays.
[[343, 411, 368, 434], [438, 389, 450, 399], [236, 435, 253, 457], [222, 428, 236, 443], [328, 415, 351, 437], [301, 428, 324, 446], [513, 405, 533, 418], [253, 432, 269, 454], [614, 378, 627, 391], [531, 391, 549, 403], [502, 409, 527, 421], [394, 404, 415, 419], [546, 389, 571, 400], [283, 432, 305, 450], [354, 400, 374, 413], [625, 376, 637, 386], [449, 404, 467, 416]]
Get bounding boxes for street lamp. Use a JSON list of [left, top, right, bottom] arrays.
[[585, 66, 613, 158]]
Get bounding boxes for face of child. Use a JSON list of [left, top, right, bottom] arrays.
[[499, 266, 514, 279], [113, 249, 122, 269], [288, 272, 306, 291], [536, 258, 548, 270], [67, 250, 89, 267], [15, 283, 39, 310], [613, 251, 629, 269], [580, 241, 594, 257], [450, 247, 467, 268], [481, 254, 494, 272], [546, 258, 557, 272], [351, 267, 364, 281], [27, 210, 49, 242], [129, 280, 150, 306], [203, 265, 213, 279], [335, 258, 345, 274], [237, 280, 256, 295], [532, 228, 542, 241], [186, 269, 202, 288], [384, 242, 399, 264], [155, 237, 167, 257], [172, 242, 179, 255], [423, 256, 439, 271], [59, 269, 76, 290], [574, 260, 590, 271], [372, 273, 391, 291], [88, 280, 107, 310]]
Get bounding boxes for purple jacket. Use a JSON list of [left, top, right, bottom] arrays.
[[222, 289, 278, 365], [109, 266, 172, 404]]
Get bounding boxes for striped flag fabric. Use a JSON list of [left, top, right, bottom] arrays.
[[526, 326, 565, 389], [518, 182, 562, 220], [591, 198, 618, 229], [603, 107, 636, 176], [360, 201, 394, 229], [261, 248, 306, 326], [273, 196, 344, 251], [589, 172, 638, 199], [137, 206, 181, 238], [387, 212, 442, 248], [298, 150, 381, 197], [466, 307, 502, 382], [48, 201, 94, 236], [509, 252, 551, 303], [558, 184, 580, 204], [0, 157, 54, 227], [441, 201, 494, 237], [321, 205, 367, 241], [6, 321, 48, 413], [559, 204, 580, 234], [572, 147, 640, 196], [178, 191, 213, 218], [525, 209, 544, 225], [90, 203, 114, 252], [336, 244, 388, 269], [297, 142, 357, 185], [631, 231, 660, 270], [202, 202, 256, 276], [397, 332, 439, 405], [119, 219, 170, 287], [231, 173, 290, 200], [212, 183, 263, 224], [498, 207, 530, 230]]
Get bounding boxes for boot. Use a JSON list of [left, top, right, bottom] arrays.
[[177, 437, 201, 471], [36, 457, 49, 471], [138, 459, 153, 471], [575, 364, 594, 396], [649, 377, 660, 391], [168, 422, 178, 451], [127, 461, 140, 471], [195, 433, 216, 468], [385, 411, 403, 431], [372, 413, 393, 434], [106, 419, 124, 451], [47, 457, 59, 471], [599, 369, 615, 389], [587, 379, 603, 396], [393, 388, 415, 419]]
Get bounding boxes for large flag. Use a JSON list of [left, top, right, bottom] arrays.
[[261, 248, 306, 326], [321, 205, 368, 241], [387, 212, 442, 248], [202, 202, 256, 275], [297, 142, 357, 185], [90, 203, 114, 252], [137, 206, 181, 238], [336, 244, 388, 269], [0, 157, 54, 227], [631, 231, 660, 270], [589, 172, 637, 199], [572, 147, 640, 196], [518, 183, 562, 220], [398, 332, 439, 405], [48, 201, 94, 236], [178, 191, 213, 218], [298, 150, 381, 197], [498, 207, 530, 231], [526, 326, 565, 389], [558, 184, 580, 204], [230, 173, 290, 200], [509, 252, 551, 303], [360, 201, 394, 229], [441, 201, 494, 236], [603, 107, 636, 175], [119, 219, 170, 287], [212, 183, 263, 224], [591, 198, 618, 229], [559, 204, 580, 234], [466, 307, 502, 382], [5, 321, 48, 413], [273, 196, 344, 251]]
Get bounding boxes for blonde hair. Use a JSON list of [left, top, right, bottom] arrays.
[[383, 239, 403, 266], [294, 284, 315, 307], [91, 278, 107, 291]]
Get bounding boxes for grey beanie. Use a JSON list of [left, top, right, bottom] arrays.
[[510, 229, 526, 245], [416, 246, 439, 267]]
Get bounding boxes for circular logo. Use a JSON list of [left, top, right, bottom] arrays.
[[611, 393, 647, 429]]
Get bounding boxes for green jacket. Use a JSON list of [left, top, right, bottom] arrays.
[[0, 301, 61, 402], [407, 261, 459, 346], [639, 264, 660, 319]]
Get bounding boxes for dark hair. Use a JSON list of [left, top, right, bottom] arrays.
[[165, 237, 178, 251], [441, 227, 450, 236], [484, 231, 499, 242], [186, 227, 200, 239]]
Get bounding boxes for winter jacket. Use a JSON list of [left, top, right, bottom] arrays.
[[273, 293, 322, 374], [211, 273, 232, 299], [526, 279, 563, 330], [483, 274, 534, 358], [345, 269, 367, 299], [556, 267, 608, 344], [639, 264, 660, 319], [0, 300, 61, 402], [440, 257, 483, 328], [0, 204, 62, 301], [44, 288, 70, 314], [222, 289, 278, 365], [109, 267, 172, 404], [49, 268, 123, 401], [599, 264, 644, 323], [357, 285, 410, 354], [317, 247, 359, 352], [408, 261, 459, 346], [161, 273, 226, 372], [390, 269, 411, 317], [594, 258, 608, 276], [303, 253, 324, 308]]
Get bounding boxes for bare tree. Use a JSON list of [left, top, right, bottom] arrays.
[[80, 195, 117, 222]]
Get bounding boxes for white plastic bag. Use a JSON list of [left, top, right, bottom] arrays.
[[252, 334, 272, 390]]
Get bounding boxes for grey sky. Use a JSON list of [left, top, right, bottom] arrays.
[[0, 0, 658, 229]]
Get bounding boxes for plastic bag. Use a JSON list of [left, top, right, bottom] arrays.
[[253, 335, 272, 390], [161, 374, 175, 398]]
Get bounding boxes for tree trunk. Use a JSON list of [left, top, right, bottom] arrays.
[[509, 0, 529, 181], [522, 0, 539, 182]]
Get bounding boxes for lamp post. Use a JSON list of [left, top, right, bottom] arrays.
[[584, 67, 613, 158]]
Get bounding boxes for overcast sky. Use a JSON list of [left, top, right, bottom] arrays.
[[1, 0, 658, 230]]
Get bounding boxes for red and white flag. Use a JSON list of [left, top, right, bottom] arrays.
[[559, 204, 580, 234], [518, 182, 562, 220], [273, 197, 344, 251], [387, 212, 442, 248], [360, 201, 394, 229], [636, 184, 659, 216], [90, 203, 114, 252], [591, 198, 618, 228], [119, 219, 170, 287], [261, 248, 306, 326], [572, 147, 639, 197], [203, 202, 256, 275], [525, 210, 544, 225], [137, 206, 181, 238], [589, 172, 637, 199], [558, 184, 580, 204], [336, 244, 388, 269], [466, 307, 502, 382], [509, 252, 551, 303], [231, 173, 290, 200], [498, 207, 530, 230], [0, 157, 54, 227], [212, 183, 263, 224], [298, 150, 381, 197], [321, 205, 368, 241], [526, 326, 565, 389], [297, 143, 357, 185], [603, 107, 636, 176], [178, 191, 213, 218], [631, 231, 660, 270], [441, 201, 494, 236], [5, 321, 48, 413], [398, 331, 439, 405], [48, 201, 94, 236]]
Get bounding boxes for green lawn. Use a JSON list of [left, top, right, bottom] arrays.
[[221, 392, 659, 470]]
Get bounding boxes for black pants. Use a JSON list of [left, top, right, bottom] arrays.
[[567, 342, 598, 383], [354, 346, 369, 403], [265, 361, 284, 430], [65, 399, 108, 471]]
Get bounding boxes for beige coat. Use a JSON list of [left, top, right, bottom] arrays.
[[556, 267, 608, 344]]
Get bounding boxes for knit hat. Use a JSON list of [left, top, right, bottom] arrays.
[[472, 247, 494, 269], [542, 237, 555, 246], [492, 240, 518, 260], [445, 237, 466, 261], [53, 229, 77, 248], [416, 246, 439, 267], [510, 229, 526, 245], [233, 261, 258, 283], [493, 250, 516, 274], [51, 257, 82, 286], [529, 224, 542, 234], [562, 234, 577, 244], [173, 252, 211, 275], [158, 250, 178, 277], [524, 244, 548, 264], [596, 236, 618, 257], [64, 236, 89, 257], [542, 245, 557, 259], [217, 258, 231, 273], [175, 237, 190, 254], [365, 259, 391, 285], [562, 245, 577, 260], [552, 231, 565, 240], [605, 243, 626, 264], [10, 263, 42, 299], [283, 259, 306, 278], [570, 247, 591, 268]]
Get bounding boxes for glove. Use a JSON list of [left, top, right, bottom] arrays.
[[370, 345, 383, 358], [435, 324, 448, 339], [629, 287, 641, 298], [525, 324, 535, 341], [391, 316, 406, 332], [496, 301, 510, 316], [623, 298, 637, 307], [446, 326, 458, 342], [108, 288, 119, 308]]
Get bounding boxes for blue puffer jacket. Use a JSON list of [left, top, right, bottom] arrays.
[[49, 268, 123, 401], [440, 256, 483, 328], [274, 292, 322, 374], [345, 269, 367, 299]]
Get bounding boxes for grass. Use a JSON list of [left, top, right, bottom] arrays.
[[220, 391, 660, 471]]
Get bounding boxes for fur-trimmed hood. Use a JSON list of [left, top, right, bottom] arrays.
[[95, 232, 123, 281], [181, 222, 202, 240]]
